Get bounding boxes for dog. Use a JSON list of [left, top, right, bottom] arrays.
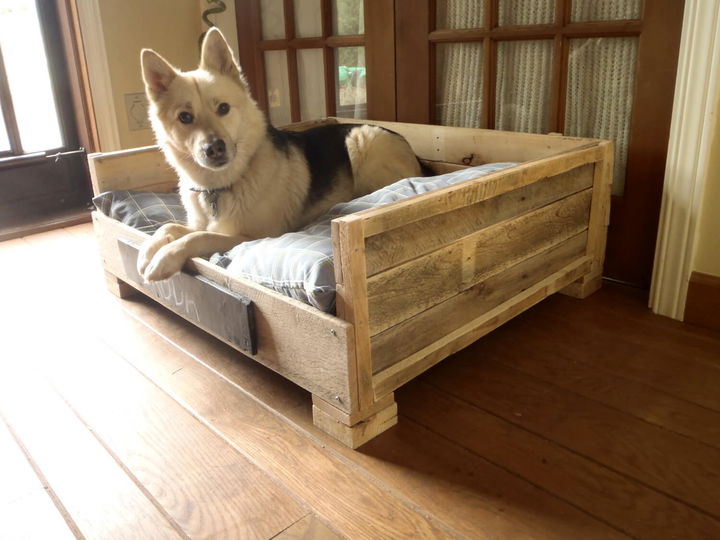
[[137, 28, 423, 282]]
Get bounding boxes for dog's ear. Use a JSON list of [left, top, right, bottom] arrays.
[[200, 27, 245, 82], [141, 49, 177, 97]]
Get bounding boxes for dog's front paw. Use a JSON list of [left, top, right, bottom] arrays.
[[137, 237, 169, 276], [142, 245, 187, 282]]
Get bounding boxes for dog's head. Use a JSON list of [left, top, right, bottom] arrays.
[[141, 28, 263, 175]]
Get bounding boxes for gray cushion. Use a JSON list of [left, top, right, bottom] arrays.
[[212, 163, 518, 312], [93, 190, 186, 233]]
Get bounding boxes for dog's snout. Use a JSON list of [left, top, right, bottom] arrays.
[[204, 139, 226, 159]]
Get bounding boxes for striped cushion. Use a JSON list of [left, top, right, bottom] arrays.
[[92, 190, 186, 233], [212, 163, 517, 313]]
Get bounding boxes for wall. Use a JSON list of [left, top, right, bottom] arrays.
[[84, 0, 239, 150], [691, 91, 720, 277]]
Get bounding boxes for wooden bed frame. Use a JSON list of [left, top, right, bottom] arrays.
[[89, 118, 613, 448]]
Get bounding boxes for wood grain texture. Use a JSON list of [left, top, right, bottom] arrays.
[[92, 212, 356, 412], [334, 139, 601, 238], [372, 256, 591, 397], [0, 371, 184, 540], [0, 420, 76, 540], [402, 380, 720, 540], [426, 357, 720, 518], [365, 163, 594, 276], [118, 293, 628, 540], [372, 231, 588, 374], [87, 145, 177, 194], [46, 340, 308, 539], [274, 514, 342, 540], [92, 302, 455, 540], [5, 225, 719, 539], [367, 188, 592, 335]]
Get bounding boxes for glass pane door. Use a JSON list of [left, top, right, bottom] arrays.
[[0, 0, 63, 155]]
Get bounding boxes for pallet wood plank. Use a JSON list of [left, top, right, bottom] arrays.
[[335, 117, 601, 163], [367, 189, 592, 336], [334, 143, 601, 238], [403, 381, 720, 540], [365, 163, 594, 275], [372, 231, 588, 374], [87, 145, 178, 194], [372, 256, 591, 398], [92, 212, 356, 412]]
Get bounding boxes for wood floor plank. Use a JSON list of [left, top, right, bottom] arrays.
[[119, 294, 629, 540], [400, 380, 720, 540], [0, 367, 184, 540], [469, 313, 720, 448], [45, 340, 308, 540], [0, 419, 76, 540], [528, 290, 720, 409], [91, 302, 456, 539], [272, 514, 341, 540], [423, 356, 720, 517]]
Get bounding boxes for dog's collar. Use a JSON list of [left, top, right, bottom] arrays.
[[188, 185, 232, 217]]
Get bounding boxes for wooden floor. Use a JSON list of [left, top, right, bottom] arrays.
[[1, 223, 720, 539]]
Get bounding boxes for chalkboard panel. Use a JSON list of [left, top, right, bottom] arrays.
[[118, 239, 257, 355]]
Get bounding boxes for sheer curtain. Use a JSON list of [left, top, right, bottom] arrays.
[[435, 0, 640, 193]]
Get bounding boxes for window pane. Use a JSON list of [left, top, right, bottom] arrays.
[[496, 40, 553, 133], [264, 50, 291, 126], [333, 0, 364, 35], [260, 0, 285, 39], [565, 37, 639, 195], [498, 0, 554, 26], [335, 47, 366, 119], [0, 102, 9, 152], [436, 0, 485, 30], [295, 0, 322, 38], [0, 0, 63, 153], [436, 42, 483, 127], [298, 48, 326, 120], [571, 0, 641, 22]]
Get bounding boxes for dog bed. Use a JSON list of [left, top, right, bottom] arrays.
[[93, 163, 516, 313], [88, 118, 613, 448]]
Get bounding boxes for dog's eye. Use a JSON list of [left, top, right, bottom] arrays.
[[217, 103, 230, 116], [178, 111, 194, 124]]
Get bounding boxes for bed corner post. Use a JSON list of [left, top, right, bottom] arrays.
[[318, 218, 398, 448], [561, 140, 615, 299]]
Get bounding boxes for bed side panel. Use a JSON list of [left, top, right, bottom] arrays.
[[92, 212, 356, 412], [88, 146, 178, 195], [332, 145, 608, 399]]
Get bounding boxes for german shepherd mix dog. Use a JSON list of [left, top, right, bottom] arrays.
[[138, 28, 422, 282]]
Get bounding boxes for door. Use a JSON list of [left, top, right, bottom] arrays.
[[394, 0, 684, 288], [236, 0, 684, 288], [0, 0, 92, 233]]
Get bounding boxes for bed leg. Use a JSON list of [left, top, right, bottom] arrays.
[[311, 393, 398, 449], [104, 271, 138, 299], [560, 273, 603, 299]]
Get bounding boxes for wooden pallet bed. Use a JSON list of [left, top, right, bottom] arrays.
[[89, 118, 613, 448]]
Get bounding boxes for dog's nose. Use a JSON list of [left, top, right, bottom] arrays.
[[203, 139, 226, 159]]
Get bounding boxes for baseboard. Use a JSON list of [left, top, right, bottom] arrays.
[[684, 272, 720, 332]]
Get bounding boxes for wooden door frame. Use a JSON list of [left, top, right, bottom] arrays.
[[650, 0, 720, 320], [394, 0, 685, 289]]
